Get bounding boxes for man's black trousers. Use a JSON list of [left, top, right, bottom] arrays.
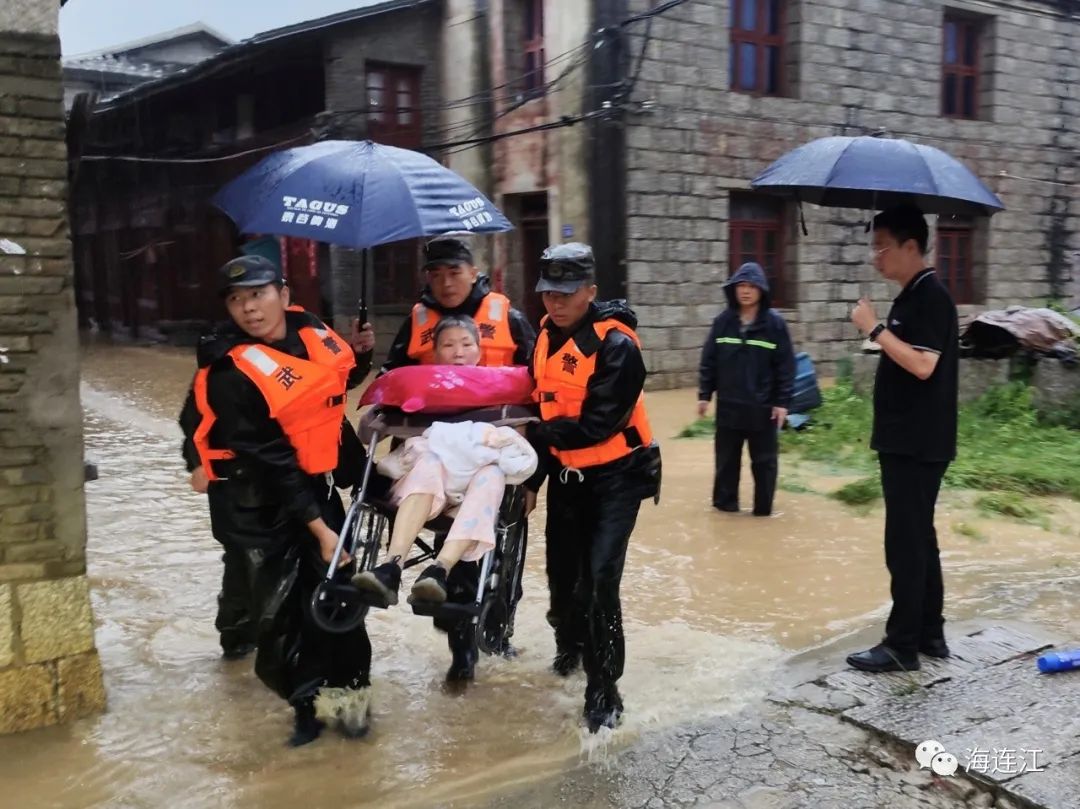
[[215, 541, 256, 655], [544, 473, 642, 695], [713, 426, 778, 515], [879, 452, 949, 656]]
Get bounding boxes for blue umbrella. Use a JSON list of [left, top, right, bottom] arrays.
[[751, 136, 1004, 217], [212, 140, 513, 248]]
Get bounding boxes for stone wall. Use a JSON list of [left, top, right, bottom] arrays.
[[622, 0, 1080, 389], [0, 31, 105, 734], [851, 352, 1013, 403], [851, 352, 1079, 423]]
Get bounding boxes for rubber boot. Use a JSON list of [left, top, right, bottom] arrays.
[[446, 624, 478, 683], [287, 698, 324, 747]]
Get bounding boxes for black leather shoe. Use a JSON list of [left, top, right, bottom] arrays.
[[846, 644, 920, 673], [920, 638, 950, 658], [713, 503, 739, 513]]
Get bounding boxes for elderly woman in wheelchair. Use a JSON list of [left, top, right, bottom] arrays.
[[351, 315, 538, 608]]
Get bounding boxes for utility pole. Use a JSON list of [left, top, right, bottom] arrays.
[[587, 0, 629, 300]]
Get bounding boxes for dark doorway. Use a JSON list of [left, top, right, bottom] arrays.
[[518, 192, 549, 329]]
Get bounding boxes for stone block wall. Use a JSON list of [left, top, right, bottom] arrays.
[[851, 352, 1013, 403], [623, 0, 1079, 389], [0, 31, 104, 734]]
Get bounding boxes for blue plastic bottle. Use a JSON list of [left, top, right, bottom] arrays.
[[1036, 649, 1080, 673]]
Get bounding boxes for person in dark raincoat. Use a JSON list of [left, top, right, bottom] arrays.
[[526, 243, 662, 733], [697, 262, 795, 517], [179, 255, 375, 747], [378, 235, 536, 684]]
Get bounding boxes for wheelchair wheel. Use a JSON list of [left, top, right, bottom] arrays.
[[308, 502, 386, 634], [310, 580, 368, 634], [477, 494, 527, 655]]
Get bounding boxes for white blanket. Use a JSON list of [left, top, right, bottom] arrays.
[[377, 421, 538, 503]]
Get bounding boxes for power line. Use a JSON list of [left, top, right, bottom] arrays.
[[79, 133, 310, 164], [618, 0, 690, 28], [77, 0, 693, 166]]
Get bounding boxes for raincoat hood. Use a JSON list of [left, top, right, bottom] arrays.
[[592, 299, 639, 330], [724, 262, 772, 312]]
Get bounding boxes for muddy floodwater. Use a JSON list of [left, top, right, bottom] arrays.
[[1, 342, 1077, 809]]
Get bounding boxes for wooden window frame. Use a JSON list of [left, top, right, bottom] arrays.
[[942, 14, 981, 120], [729, 195, 789, 307], [366, 62, 423, 147], [522, 0, 546, 95], [936, 225, 976, 304], [729, 0, 786, 97]]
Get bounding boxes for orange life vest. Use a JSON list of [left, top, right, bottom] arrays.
[[406, 292, 517, 367], [192, 314, 355, 480], [532, 317, 654, 469]]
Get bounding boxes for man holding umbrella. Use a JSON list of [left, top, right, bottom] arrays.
[[847, 205, 959, 673], [375, 234, 536, 684], [380, 235, 536, 370], [748, 135, 999, 673]]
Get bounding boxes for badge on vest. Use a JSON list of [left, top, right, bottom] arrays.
[[479, 322, 496, 339], [275, 366, 304, 390], [561, 353, 579, 375]]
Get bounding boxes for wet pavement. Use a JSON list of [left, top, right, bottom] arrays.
[[0, 341, 1077, 809], [498, 623, 1078, 809]]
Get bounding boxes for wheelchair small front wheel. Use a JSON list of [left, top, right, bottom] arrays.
[[309, 580, 368, 634]]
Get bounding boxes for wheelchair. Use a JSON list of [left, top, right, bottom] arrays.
[[310, 404, 534, 657]]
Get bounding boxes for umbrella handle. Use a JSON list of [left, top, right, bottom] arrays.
[[359, 247, 369, 326]]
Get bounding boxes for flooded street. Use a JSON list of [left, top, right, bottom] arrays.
[[1, 342, 1077, 809]]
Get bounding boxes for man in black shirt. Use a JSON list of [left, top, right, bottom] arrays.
[[847, 205, 959, 673]]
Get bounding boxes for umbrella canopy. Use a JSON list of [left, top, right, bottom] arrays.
[[751, 136, 1005, 217], [213, 140, 513, 249]]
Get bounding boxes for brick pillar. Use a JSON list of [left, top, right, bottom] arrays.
[[0, 30, 105, 734]]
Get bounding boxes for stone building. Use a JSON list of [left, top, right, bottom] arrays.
[[0, 2, 105, 734], [61, 23, 232, 111], [68, 0, 443, 343], [452, 0, 1079, 386], [617, 0, 1080, 386]]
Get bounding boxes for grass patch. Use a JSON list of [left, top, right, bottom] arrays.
[[783, 381, 1080, 499], [677, 381, 1080, 501], [779, 384, 876, 472], [830, 476, 882, 505], [975, 492, 1051, 529], [975, 492, 1044, 521], [952, 521, 985, 541], [779, 479, 815, 494], [949, 384, 1080, 498], [676, 417, 715, 439]]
